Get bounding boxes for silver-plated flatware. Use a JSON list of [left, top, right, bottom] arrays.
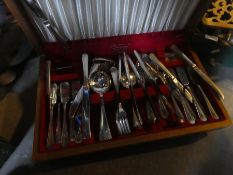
[[60, 82, 70, 147], [55, 102, 62, 144], [187, 68, 219, 120], [170, 45, 224, 100], [89, 71, 112, 141], [47, 83, 57, 148], [169, 68, 196, 124], [82, 54, 91, 139], [69, 81, 81, 141], [121, 54, 143, 128], [127, 56, 157, 123], [147, 52, 193, 103], [176, 67, 207, 122], [25, 0, 68, 43], [111, 66, 131, 135], [134, 52, 171, 119]]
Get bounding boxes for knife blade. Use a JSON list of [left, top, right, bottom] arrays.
[[170, 45, 224, 100], [148, 53, 193, 103]]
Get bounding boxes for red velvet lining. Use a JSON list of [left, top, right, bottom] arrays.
[[38, 30, 226, 153]]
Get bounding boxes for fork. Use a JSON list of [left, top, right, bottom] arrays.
[[111, 67, 131, 135], [60, 82, 70, 147]]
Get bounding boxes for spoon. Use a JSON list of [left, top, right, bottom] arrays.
[[134, 52, 170, 119], [127, 56, 157, 124], [121, 54, 143, 128], [89, 71, 112, 141]]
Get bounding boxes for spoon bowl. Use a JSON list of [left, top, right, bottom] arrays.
[[89, 71, 111, 94], [120, 72, 137, 88]]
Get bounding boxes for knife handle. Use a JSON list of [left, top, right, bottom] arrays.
[[149, 53, 175, 79], [193, 66, 224, 100], [46, 60, 51, 96], [82, 54, 89, 83], [170, 45, 224, 100], [170, 45, 195, 66]]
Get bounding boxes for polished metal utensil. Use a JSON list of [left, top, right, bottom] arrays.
[[147, 52, 193, 103], [110, 67, 131, 135], [170, 45, 224, 100], [25, 0, 69, 43], [176, 67, 207, 122], [47, 83, 57, 148], [55, 102, 62, 144], [82, 54, 91, 139], [69, 81, 81, 141], [187, 68, 219, 120], [119, 58, 137, 89], [74, 112, 83, 143], [60, 82, 70, 147], [142, 55, 171, 119], [127, 56, 157, 123], [46, 60, 51, 97], [121, 55, 143, 128], [169, 68, 196, 124], [134, 52, 170, 119], [162, 68, 185, 124], [89, 71, 112, 141], [171, 92, 185, 123]]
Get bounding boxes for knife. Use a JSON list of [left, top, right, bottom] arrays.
[[25, 0, 69, 44], [148, 53, 193, 103], [170, 45, 224, 100], [82, 54, 91, 139]]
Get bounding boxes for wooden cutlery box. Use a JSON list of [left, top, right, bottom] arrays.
[[4, 0, 232, 160]]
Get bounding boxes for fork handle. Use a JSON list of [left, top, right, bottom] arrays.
[[61, 103, 69, 147], [55, 103, 62, 144], [47, 105, 55, 148], [99, 96, 112, 141]]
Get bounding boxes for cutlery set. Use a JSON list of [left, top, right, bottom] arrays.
[[45, 45, 223, 149]]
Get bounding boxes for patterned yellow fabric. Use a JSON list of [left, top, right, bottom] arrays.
[[202, 0, 233, 29]]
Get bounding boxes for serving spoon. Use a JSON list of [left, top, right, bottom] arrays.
[[89, 71, 112, 141]]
